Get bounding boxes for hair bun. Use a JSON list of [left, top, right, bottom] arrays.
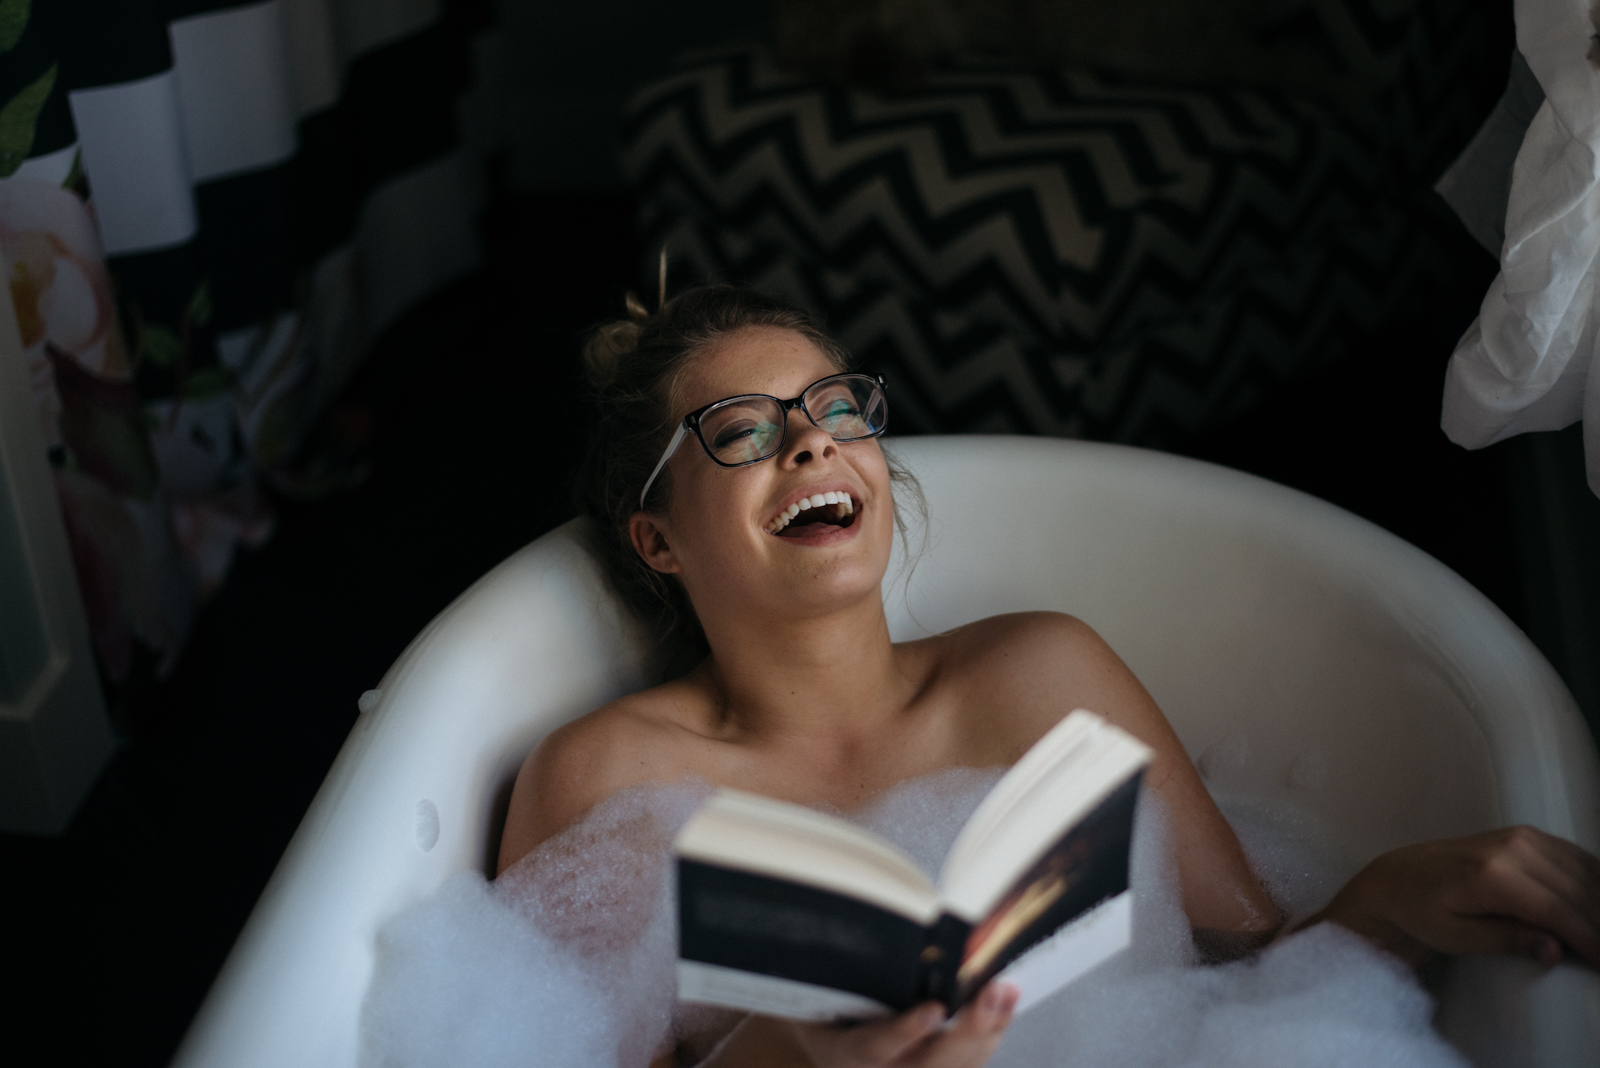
[[583, 320, 642, 390], [584, 289, 657, 389]]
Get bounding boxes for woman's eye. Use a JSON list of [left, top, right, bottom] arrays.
[[713, 423, 758, 448], [816, 400, 859, 423], [818, 400, 866, 433], [713, 420, 781, 457]]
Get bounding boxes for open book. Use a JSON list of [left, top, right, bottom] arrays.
[[674, 710, 1151, 1021]]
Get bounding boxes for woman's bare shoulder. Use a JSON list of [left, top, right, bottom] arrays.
[[939, 610, 1109, 677], [496, 679, 712, 874], [935, 611, 1164, 753]]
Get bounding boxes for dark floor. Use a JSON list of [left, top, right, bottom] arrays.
[[1, 192, 1552, 1067]]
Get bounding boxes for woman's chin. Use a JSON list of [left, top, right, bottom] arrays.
[[755, 515, 891, 603]]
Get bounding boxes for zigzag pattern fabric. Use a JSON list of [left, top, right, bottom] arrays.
[[623, 42, 1474, 442], [1274, 0, 1504, 186]]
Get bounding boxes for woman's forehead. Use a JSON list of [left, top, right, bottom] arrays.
[[678, 326, 837, 409]]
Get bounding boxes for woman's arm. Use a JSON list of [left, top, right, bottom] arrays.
[[956, 613, 1281, 940], [1010, 615, 1600, 968], [497, 697, 696, 874], [1298, 825, 1600, 969]]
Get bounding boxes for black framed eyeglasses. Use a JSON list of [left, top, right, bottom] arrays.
[[639, 373, 888, 507]]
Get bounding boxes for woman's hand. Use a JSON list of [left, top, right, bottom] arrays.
[[700, 983, 1018, 1068], [1306, 826, 1600, 969], [789, 984, 1019, 1068]]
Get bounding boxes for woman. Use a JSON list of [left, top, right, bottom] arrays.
[[498, 286, 1600, 1068]]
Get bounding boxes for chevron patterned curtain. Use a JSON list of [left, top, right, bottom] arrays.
[[0, 0, 497, 680], [625, 0, 1502, 444]]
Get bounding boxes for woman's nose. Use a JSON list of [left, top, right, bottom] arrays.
[[782, 407, 836, 465]]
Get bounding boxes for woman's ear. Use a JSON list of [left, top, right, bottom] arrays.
[[629, 511, 681, 574]]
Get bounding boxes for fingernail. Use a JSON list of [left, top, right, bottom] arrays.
[[920, 1004, 945, 1029]]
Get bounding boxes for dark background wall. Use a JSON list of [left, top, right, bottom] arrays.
[[491, 0, 776, 189]]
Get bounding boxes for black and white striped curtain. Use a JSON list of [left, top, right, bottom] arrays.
[[0, 0, 499, 679]]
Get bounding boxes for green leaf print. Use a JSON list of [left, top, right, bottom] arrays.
[[185, 280, 212, 329], [250, 393, 304, 468], [141, 323, 182, 368], [47, 347, 159, 499], [0, 0, 29, 53], [62, 147, 82, 190], [184, 366, 234, 401], [0, 62, 55, 177]]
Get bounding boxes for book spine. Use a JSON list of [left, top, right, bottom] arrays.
[[916, 914, 972, 1013]]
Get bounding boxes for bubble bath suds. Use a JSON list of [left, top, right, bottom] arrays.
[[359, 771, 1469, 1067]]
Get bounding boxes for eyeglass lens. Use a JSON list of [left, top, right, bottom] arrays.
[[698, 376, 886, 466]]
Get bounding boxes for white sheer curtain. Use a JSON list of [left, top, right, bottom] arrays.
[[1440, 0, 1600, 495]]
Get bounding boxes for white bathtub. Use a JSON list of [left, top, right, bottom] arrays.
[[170, 437, 1600, 1068]]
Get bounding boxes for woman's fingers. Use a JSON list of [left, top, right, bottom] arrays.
[[908, 984, 1018, 1067], [858, 1003, 947, 1063], [793, 1003, 944, 1067], [788, 984, 1016, 1068], [1471, 831, 1600, 966], [1431, 913, 1564, 966], [1434, 827, 1600, 966], [1527, 829, 1600, 919], [1343, 826, 1600, 969]]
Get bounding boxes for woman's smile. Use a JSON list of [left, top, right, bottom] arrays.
[[649, 324, 894, 587], [764, 483, 862, 538]]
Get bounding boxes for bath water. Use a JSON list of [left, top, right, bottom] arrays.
[[359, 770, 1467, 1067]]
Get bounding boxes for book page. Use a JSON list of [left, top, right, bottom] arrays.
[[938, 712, 1150, 921], [941, 711, 1102, 875], [678, 960, 896, 1021], [950, 774, 1142, 1001], [676, 789, 941, 923]]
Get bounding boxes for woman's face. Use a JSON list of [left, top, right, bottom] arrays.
[[629, 326, 896, 628]]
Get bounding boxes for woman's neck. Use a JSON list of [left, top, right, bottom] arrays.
[[696, 595, 919, 746]]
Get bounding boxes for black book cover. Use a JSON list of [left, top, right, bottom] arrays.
[[677, 770, 1142, 1016], [951, 772, 1141, 1003], [678, 860, 939, 1010]]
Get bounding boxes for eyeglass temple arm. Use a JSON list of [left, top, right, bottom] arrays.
[[639, 421, 691, 509]]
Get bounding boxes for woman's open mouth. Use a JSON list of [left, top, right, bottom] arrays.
[[766, 491, 858, 538]]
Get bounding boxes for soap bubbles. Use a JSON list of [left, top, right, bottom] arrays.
[[987, 789, 1466, 1068], [359, 781, 712, 1068], [360, 773, 1467, 1067]]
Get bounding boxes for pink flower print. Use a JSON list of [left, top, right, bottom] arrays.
[[0, 178, 131, 445]]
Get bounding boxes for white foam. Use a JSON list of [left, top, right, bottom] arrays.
[[360, 772, 1468, 1068], [1216, 790, 1354, 922], [852, 766, 1006, 877], [359, 868, 614, 1067], [991, 923, 1468, 1068], [989, 789, 1466, 1068], [359, 781, 714, 1068]]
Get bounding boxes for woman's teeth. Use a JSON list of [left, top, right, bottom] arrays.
[[765, 491, 855, 534]]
